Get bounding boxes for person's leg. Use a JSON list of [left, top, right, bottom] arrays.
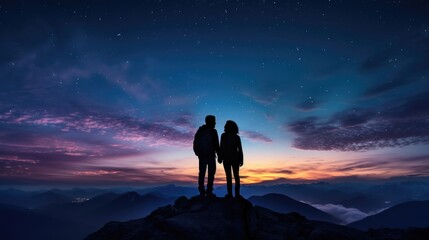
[[198, 157, 207, 196], [232, 162, 240, 197], [223, 160, 233, 197], [206, 156, 216, 195]]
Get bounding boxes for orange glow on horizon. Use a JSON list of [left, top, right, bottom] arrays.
[[171, 154, 422, 185], [42, 149, 428, 186]]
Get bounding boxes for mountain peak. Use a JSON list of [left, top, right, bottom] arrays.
[[248, 193, 341, 224], [121, 191, 140, 197], [349, 200, 429, 230], [86, 196, 368, 240]]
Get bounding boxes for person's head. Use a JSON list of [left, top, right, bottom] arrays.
[[205, 115, 216, 128], [224, 120, 239, 135]]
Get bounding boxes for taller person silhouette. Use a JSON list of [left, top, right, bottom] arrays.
[[219, 120, 243, 198], [193, 115, 220, 198]]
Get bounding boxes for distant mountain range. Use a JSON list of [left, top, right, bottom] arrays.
[[0, 202, 92, 240], [0, 184, 197, 209], [0, 191, 174, 240], [0, 188, 110, 208], [248, 193, 341, 224], [2, 180, 429, 212], [137, 184, 197, 198], [36, 191, 174, 227], [349, 200, 429, 230], [2, 182, 429, 239]]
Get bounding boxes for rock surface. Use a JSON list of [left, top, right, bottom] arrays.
[[86, 196, 370, 240]]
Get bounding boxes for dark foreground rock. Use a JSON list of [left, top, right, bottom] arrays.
[[86, 196, 372, 240], [86, 196, 429, 240]]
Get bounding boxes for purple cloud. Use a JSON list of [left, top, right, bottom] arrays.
[[287, 91, 429, 151], [241, 130, 272, 143], [0, 110, 195, 146], [246, 168, 294, 175], [68, 166, 195, 185], [0, 108, 196, 184]]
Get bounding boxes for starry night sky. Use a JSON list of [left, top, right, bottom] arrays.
[[1, 0, 429, 187]]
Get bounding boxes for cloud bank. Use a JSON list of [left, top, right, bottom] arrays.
[[287, 90, 429, 151], [312, 203, 369, 224]]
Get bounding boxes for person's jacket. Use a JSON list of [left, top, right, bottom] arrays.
[[193, 125, 220, 158], [220, 133, 243, 165]]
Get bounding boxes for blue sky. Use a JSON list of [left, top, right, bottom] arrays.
[[1, 0, 428, 187]]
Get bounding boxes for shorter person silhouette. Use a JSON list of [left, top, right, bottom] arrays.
[[219, 120, 243, 198]]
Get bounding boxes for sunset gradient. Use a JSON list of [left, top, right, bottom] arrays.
[[1, 0, 429, 188]]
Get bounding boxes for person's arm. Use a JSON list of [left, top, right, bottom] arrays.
[[237, 135, 243, 166], [218, 133, 224, 164], [213, 129, 220, 157]]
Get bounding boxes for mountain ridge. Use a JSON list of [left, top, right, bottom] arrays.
[[349, 200, 429, 230], [248, 193, 341, 224]]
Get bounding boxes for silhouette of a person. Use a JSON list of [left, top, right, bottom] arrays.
[[219, 120, 243, 198], [193, 115, 220, 198]]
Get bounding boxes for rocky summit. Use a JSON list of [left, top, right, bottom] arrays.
[[86, 196, 373, 240]]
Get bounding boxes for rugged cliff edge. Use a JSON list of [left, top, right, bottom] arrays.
[[86, 196, 372, 240]]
